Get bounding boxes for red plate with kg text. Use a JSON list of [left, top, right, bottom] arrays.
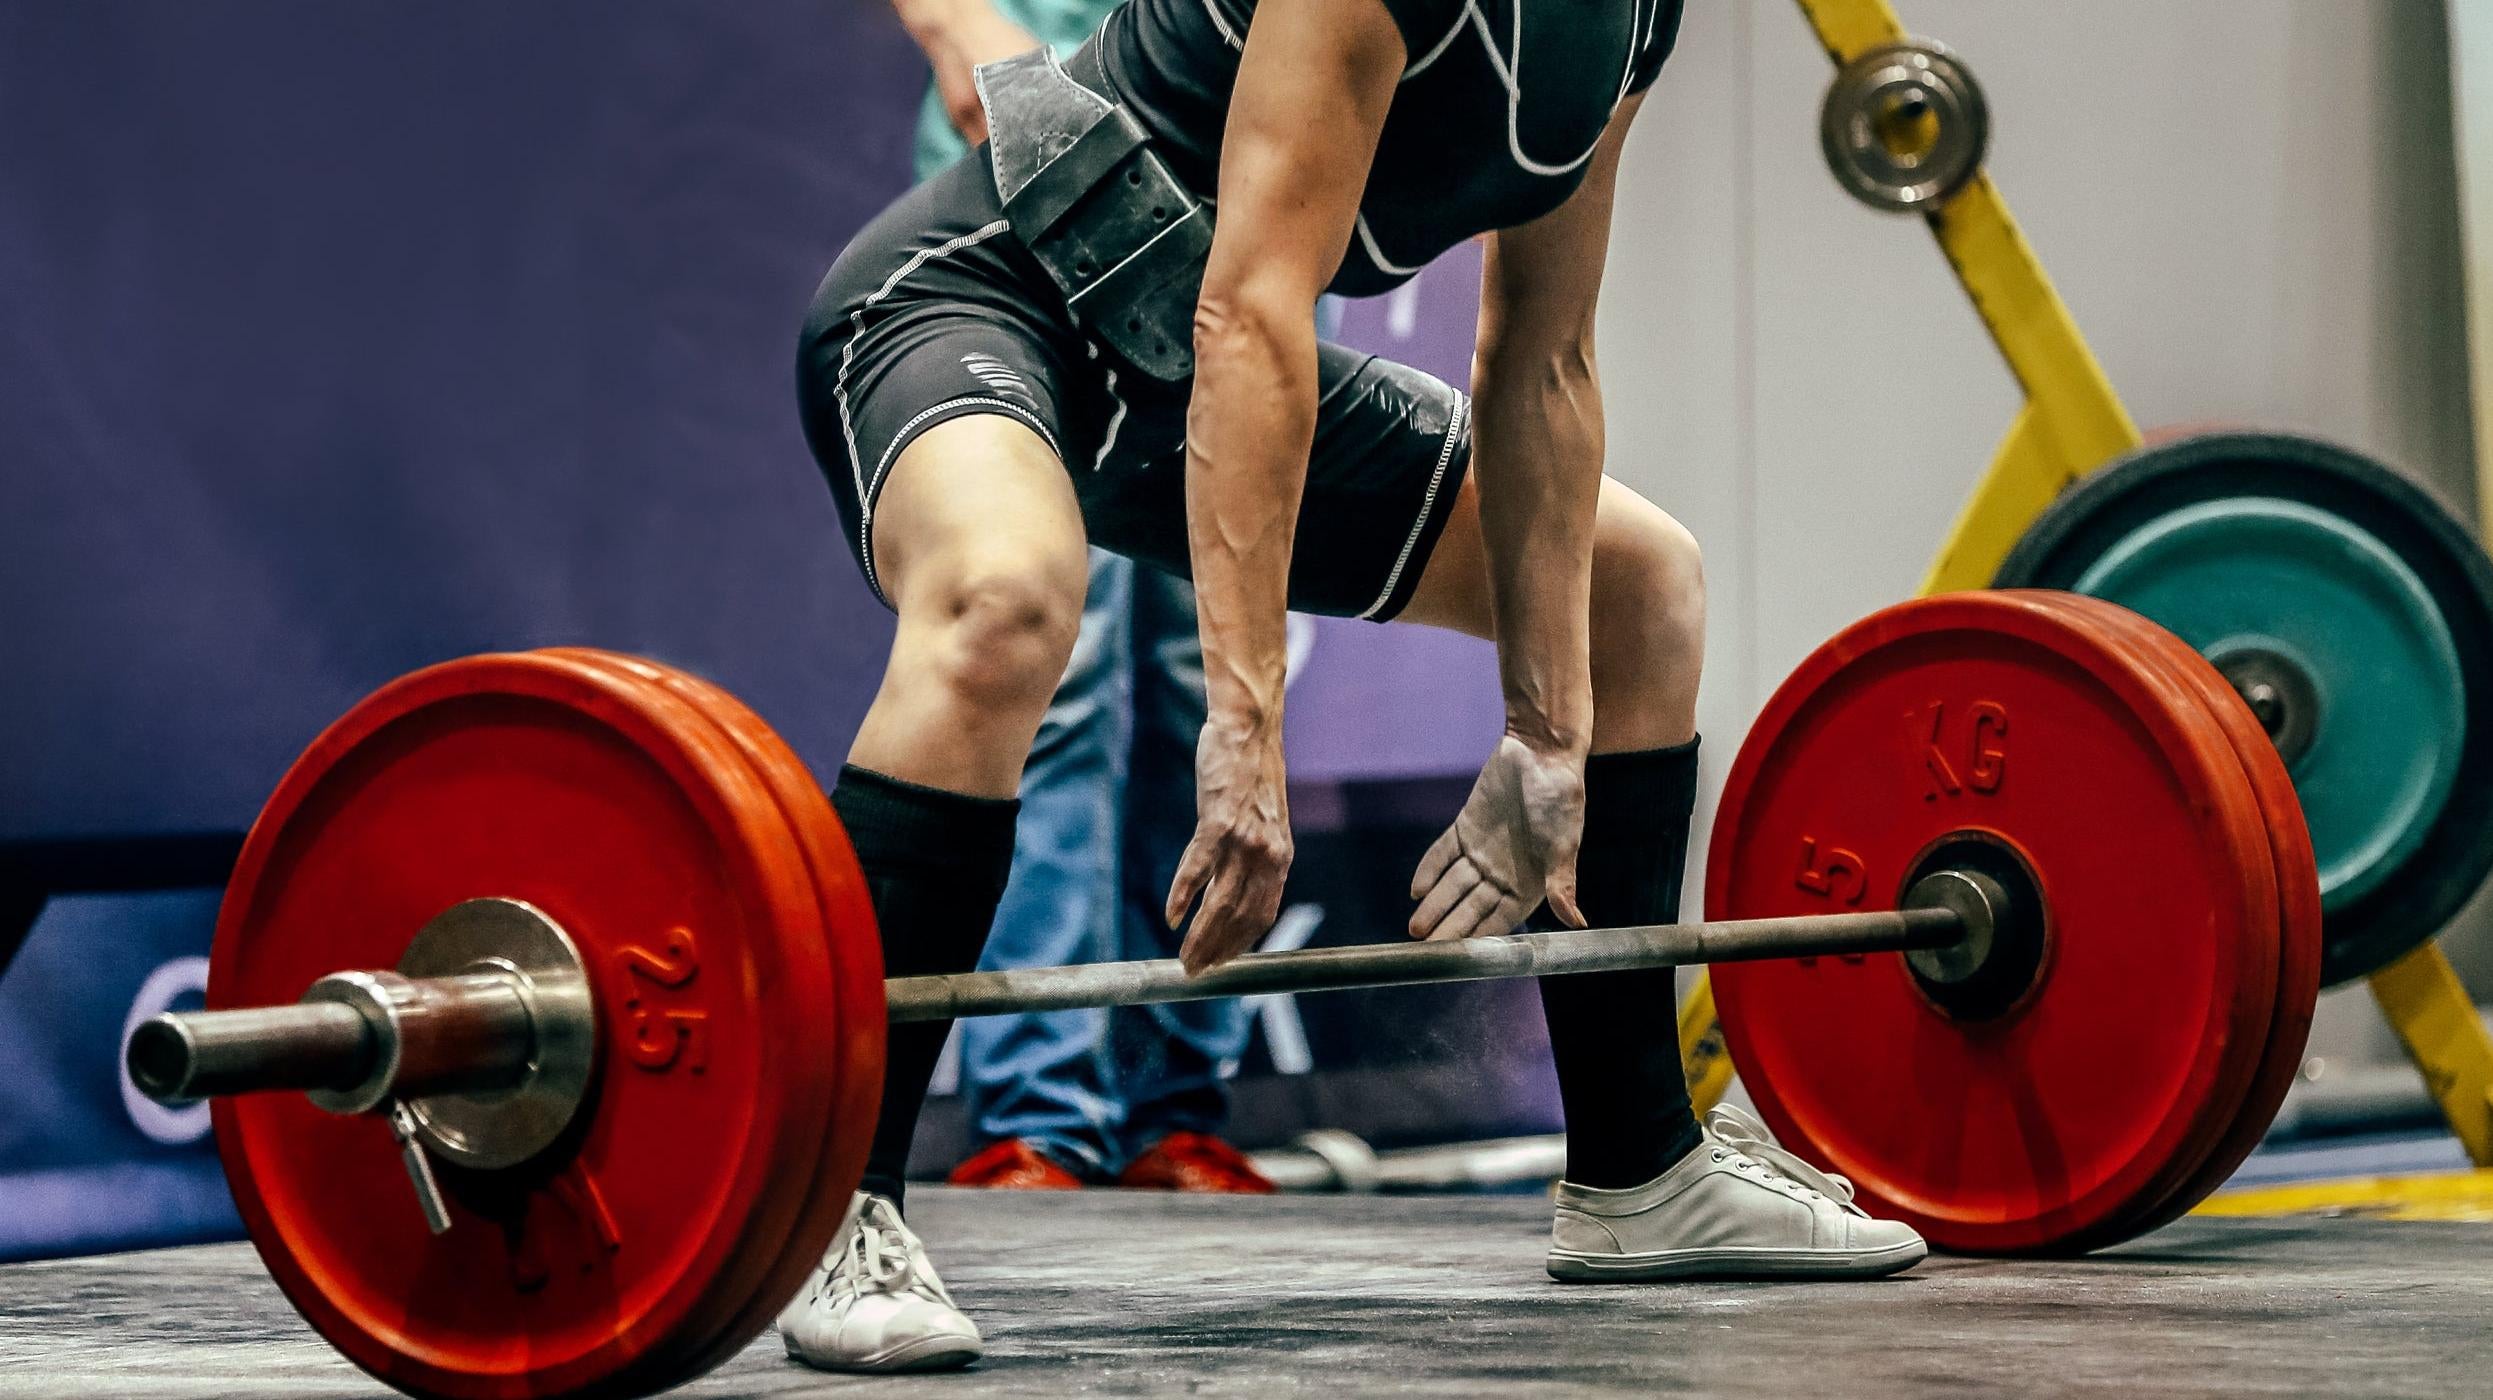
[[1708, 592, 2279, 1254]]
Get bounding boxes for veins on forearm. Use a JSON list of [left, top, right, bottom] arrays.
[[1470, 354, 1602, 755], [1186, 305, 1313, 731]]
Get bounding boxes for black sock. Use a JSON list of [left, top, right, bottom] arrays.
[[832, 765, 1021, 1213], [1537, 738, 1707, 1189]]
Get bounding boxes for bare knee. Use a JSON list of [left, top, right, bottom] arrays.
[[1591, 491, 1705, 747], [918, 558, 1087, 714], [1598, 497, 1704, 654], [1643, 515, 1706, 657]]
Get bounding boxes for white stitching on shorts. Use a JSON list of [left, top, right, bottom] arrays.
[[1358, 389, 1468, 620], [860, 395, 1062, 606], [1080, 341, 1129, 472], [1200, 0, 1245, 50], [834, 219, 1014, 596], [1093, 367, 1128, 470]]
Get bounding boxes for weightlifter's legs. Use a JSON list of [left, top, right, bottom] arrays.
[[1399, 476, 1924, 1280], [844, 414, 1090, 1204], [783, 414, 1088, 1374], [1398, 477, 1710, 1184]]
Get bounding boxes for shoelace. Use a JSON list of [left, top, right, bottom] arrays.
[[826, 1196, 957, 1307], [1705, 1105, 1865, 1215]]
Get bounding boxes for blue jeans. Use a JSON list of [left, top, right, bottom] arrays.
[[958, 549, 1247, 1177]]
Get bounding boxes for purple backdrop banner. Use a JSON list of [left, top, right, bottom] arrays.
[[0, 2, 1498, 857]]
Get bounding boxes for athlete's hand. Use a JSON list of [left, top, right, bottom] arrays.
[[1409, 736, 1588, 942], [1167, 718, 1293, 974], [916, 3, 1041, 145]]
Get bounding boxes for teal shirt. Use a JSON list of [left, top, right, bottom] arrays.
[[913, 0, 1122, 181]]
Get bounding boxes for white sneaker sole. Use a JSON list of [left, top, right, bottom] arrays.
[[783, 1330, 984, 1373], [1546, 1237, 1927, 1283]]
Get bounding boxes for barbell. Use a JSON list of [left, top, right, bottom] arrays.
[[127, 590, 2321, 1400], [135, 899, 1980, 1098]]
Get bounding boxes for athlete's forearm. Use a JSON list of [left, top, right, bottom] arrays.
[[1185, 290, 1317, 739], [1468, 336, 1602, 757], [1177, 0, 1393, 742], [1464, 95, 1640, 759]]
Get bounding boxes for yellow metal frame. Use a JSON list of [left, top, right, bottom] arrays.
[[2202, 1167, 2493, 1221], [1797, 0, 2140, 587], [1680, 0, 2493, 1171]]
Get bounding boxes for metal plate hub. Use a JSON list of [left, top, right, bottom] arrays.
[[2212, 645, 2321, 766], [394, 898, 597, 1170], [1901, 842, 2044, 1021], [1820, 40, 1990, 212]]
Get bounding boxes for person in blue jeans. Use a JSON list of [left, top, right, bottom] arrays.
[[890, 0, 1270, 1193]]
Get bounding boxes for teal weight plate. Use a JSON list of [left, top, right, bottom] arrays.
[[1996, 430, 2493, 985], [2069, 496, 2465, 911]]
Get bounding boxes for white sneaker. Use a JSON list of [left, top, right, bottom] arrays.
[[778, 1193, 984, 1372], [1546, 1106, 1927, 1282]]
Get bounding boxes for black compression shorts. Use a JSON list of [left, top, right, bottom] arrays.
[[797, 148, 1473, 620]]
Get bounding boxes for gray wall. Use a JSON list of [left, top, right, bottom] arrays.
[[1603, 0, 2484, 1062]]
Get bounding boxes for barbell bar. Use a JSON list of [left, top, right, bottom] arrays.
[[129, 877, 1989, 1111]]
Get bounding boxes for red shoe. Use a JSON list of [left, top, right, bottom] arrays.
[[947, 1139, 1085, 1190], [1117, 1132, 1277, 1194]]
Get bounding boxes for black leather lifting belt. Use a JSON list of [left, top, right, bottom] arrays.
[[975, 43, 1211, 382]]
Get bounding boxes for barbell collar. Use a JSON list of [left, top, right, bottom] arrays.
[[302, 969, 540, 1115], [883, 907, 1966, 1023]]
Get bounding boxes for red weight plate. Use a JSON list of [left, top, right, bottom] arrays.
[[2037, 596, 2322, 1234], [517, 651, 863, 1391], [1995, 593, 2291, 1249], [542, 650, 883, 1379], [1708, 591, 2278, 1254], [210, 651, 845, 1400]]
